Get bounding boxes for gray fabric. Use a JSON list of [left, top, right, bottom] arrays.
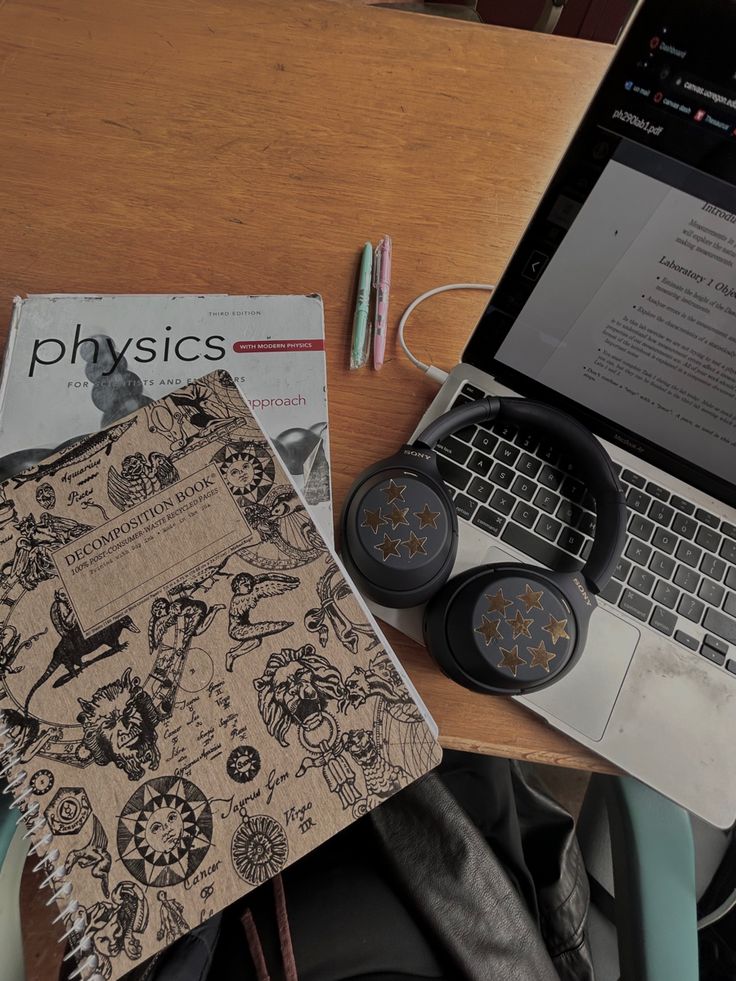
[[370, 773, 562, 981]]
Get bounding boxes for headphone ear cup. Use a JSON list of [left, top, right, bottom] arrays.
[[340, 460, 457, 608], [424, 565, 586, 694]]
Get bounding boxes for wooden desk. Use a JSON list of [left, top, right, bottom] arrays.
[[0, 0, 615, 780]]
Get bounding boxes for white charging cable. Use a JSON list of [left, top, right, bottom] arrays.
[[397, 283, 495, 385]]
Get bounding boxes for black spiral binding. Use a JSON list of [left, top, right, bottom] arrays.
[[0, 722, 103, 981]]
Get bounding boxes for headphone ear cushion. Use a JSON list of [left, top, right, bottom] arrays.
[[424, 565, 581, 694], [341, 466, 457, 608]]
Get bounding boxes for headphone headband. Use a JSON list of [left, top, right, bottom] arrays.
[[415, 397, 627, 593]]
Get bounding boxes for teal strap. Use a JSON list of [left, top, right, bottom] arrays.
[[0, 782, 16, 872], [601, 774, 699, 981]]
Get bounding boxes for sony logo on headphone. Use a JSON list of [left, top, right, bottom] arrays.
[[572, 576, 592, 606], [403, 449, 432, 461]]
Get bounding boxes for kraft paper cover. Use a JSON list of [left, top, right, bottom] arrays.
[[0, 370, 441, 981]]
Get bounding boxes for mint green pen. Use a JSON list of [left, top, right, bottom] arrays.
[[350, 242, 373, 370]]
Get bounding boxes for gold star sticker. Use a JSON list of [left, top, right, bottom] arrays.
[[387, 503, 410, 529], [507, 608, 534, 640], [414, 503, 440, 529], [475, 615, 502, 646], [527, 640, 556, 672], [486, 588, 513, 615], [362, 508, 387, 534], [383, 479, 406, 503], [497, 644, 527, 677], [517, 583, 544, 612], [542, 615, 570, 646], [375, 533, 401, 561], [401, 530, 428, 559]]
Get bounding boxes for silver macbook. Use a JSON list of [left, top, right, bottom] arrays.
[[379, 0, 736, 827]]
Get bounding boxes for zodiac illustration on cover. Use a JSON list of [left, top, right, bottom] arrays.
[[0, 371, 440, 981]]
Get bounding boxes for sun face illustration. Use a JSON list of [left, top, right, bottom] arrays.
[[117, 776, 213, 888], [213, 442, 275, 503]]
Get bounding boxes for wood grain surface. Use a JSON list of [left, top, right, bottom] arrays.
[[0, 0, 619, 805]]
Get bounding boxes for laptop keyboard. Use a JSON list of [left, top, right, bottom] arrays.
[[435, 383, 736, 678]]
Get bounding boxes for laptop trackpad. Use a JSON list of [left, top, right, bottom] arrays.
[[479, 547, 641, 741]]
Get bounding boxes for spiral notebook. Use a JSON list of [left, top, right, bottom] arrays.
[[0, 370, 441, 981]]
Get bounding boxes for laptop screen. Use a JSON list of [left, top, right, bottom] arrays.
[[464, 0, 736, 507]]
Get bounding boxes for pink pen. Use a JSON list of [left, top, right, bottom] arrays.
[[372, 235, 392, 370]]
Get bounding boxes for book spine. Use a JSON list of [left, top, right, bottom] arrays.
[[0, 718, 102, 981], [0, 297, 25, 439]]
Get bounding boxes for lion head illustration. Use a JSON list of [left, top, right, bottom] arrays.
[[253, 644, 346, 747], [77, 668, 161, 781]]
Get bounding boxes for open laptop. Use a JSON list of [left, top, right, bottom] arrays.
[[378, 0, 736, 827]]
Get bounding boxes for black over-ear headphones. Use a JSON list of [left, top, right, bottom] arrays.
[[340, 397, 627, 695]]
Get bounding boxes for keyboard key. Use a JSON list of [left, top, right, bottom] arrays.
[[452, 394, 473, 408], [645, 481, 669, 502], [648, 501, 674, 526], [533, 487, 559, 514], [674, 630, 699, 652], [489, 489, 514, 516], [582, 490, 596, 512], [538, 466, 562, 491], [457, 423, 477, 442], [622, 469, 646, 488], [670, 495, 695, 515], [702, 554, 727, 582], [626, 488, 651, 514], [701, 645, 726, 666], [494, 441, 520, 466], [726, 593, 736, 618], [454, 493, 477, 522], [491, 421, 517, 441], [625, 539, 652, 565], [512, 502, 539, 529], [556, 500, 582, 527], [698, 579, 724, 608], [649, 551, 675, 579], [653, 581, 679, 610], [674, 565, 700, 592], [515, 429, 538, 452], [516, 453, 541, 478], [472, 430, 498, 455], [720, 538, 736, 563], [695, 526, 721, 553], [728, 661, 736, 675], [581, 539, 592, 561], [467, 475, 493, 503], [561, 476, 585, 503], [436, 456, 470, 491], [652, 527, 677, 555], [613, 557, 632, 581], [473, 506, 504, 538], [489, 463, 514, 489], [511, 475, 535, 502], [578, 511, 596, 537], [629, 514, 654, 542], [671, 514, 697, 539], [650, 606, 677, 636], [696, 508, 720, 529], [677, 595, 704, 624], [629, 567, 655, 595], [619, 588, 652, 622], [721, 521, 736, 539], [468, 452, 492, 478], [558, 528, 584, 555], [727, 568, 736, 590], [600, 580, 623, 605], [537, 442, 558, 465], [536, 515, 562, 542], [703, 607, 736, 646], [703, 634, 728, 656], [676, 541, 702, 569], [436, 436, 471, 465], [461, 383, 484, 400], [501, 522, 580, 571]]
